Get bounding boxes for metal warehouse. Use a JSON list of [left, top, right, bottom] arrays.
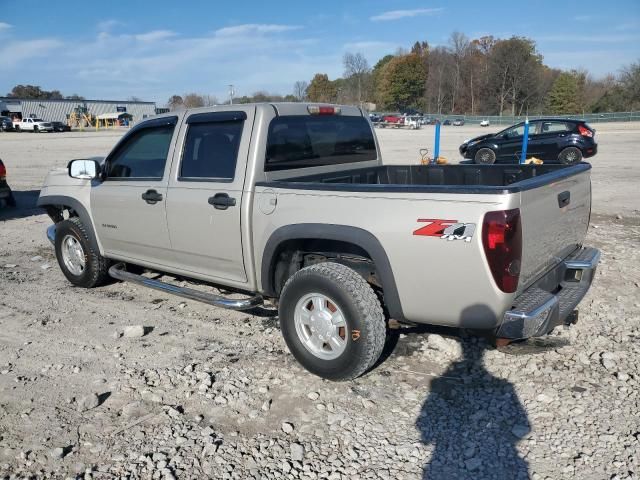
[[0, 97, 158, 123]]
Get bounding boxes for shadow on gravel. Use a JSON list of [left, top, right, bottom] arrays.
[[417, 338, 530, 479], [0, 189, 42, 221]]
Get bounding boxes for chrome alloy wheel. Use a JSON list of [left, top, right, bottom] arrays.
[[61, 234, 86, 276], [294, 293, 348, 360]]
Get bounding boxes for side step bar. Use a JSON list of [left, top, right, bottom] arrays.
[[108, 263, 263, 311]]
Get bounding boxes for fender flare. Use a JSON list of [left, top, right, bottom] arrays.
[[37, 195, 102, 254], [260, 223, 405, 321]]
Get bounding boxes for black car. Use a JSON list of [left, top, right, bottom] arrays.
[[459, 119, 597, 164], [0, 158, 16, 207], [0, 116, 14, 132], [51, 121, 71, 132], [442, 119, 451, 126]]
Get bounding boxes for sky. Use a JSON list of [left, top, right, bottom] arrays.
[[1, 0, 639, 104]]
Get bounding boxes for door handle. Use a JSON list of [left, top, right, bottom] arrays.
[[141, 189, 163, 204], [208, 193, 236, 210], [558, 191, 571, 208]]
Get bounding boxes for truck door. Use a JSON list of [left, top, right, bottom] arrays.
[[165, 107, 255, 284], [91, 116, 179, 264]]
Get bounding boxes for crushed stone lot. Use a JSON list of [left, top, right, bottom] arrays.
[[0, 124, 639, 479]]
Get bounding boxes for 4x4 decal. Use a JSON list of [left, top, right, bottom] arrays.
[[413, 219, 476, 242]]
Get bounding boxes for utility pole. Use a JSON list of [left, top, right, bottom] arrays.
[[228, 84, 235, 105]]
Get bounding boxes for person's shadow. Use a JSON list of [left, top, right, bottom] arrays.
[[416, 337, 530, 479]]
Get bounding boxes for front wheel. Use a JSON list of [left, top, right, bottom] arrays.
[[54, 217, 110, 288], [279, 262, 386, 381], [474, 148, 496, 164], [558, 147, 582, 165]]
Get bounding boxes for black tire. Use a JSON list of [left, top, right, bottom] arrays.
[[558, 146, 582, 165], [6, 192, 16, 208], [14, 125, 20, 132], [474, 148, 496, 164], [33, 125, 38, 133], [279, 262, 386, 381], [54, 217, 110, 288]]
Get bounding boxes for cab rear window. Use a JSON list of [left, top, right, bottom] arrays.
[[265, 115, 376, 171]]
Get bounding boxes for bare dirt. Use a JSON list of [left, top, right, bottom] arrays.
[[0, 123, 638, 479]]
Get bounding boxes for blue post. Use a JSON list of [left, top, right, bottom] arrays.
[[520, 117, 529, 164], [434, 121, 441, 164]]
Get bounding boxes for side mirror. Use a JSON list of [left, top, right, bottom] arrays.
[[68, 159, 101, 180]]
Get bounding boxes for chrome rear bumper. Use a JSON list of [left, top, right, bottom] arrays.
[[497, 247, 600, 339]]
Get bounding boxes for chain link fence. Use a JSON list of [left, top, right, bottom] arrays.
[[375, 111, 640, 125]]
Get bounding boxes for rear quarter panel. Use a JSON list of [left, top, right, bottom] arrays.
[[253, 187, 518, 328]]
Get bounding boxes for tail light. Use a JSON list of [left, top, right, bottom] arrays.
[[0, 162, 6, 180], [482, 209, 522, 293], [578, 125, 593, 137], [307, 105, 341, 116]]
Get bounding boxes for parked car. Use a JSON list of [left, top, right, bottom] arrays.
[[480, 119, 490, 127], [403, 116, 422, 129], [368, 113, 383, 123], [459, 119, 597, 164], [14, 118, 54, 132], [39, 103, 599, 380], [442, 119, 451, 126], [0, 158, 16, 207], [381, 115, 404, 128], [51, 121, 72, 132], [0, 116, 14, 132], [452, 119, 465, 126]]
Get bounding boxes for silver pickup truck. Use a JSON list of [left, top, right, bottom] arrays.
[[38, 103, 600, 380]]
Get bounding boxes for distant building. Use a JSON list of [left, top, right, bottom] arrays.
[[0, 97, 158, 123]]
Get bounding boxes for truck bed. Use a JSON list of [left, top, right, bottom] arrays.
[[260, 163, 591, 194]]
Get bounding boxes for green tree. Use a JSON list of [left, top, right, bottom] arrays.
[[306, 74, 338, 103], [547, 72, 580, 114], [376, 54, 427, 110], [371, 55, 395, 105], [7, 84, 64, 99]]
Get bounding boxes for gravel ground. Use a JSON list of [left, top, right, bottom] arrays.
[[0, 123, 639, 479]]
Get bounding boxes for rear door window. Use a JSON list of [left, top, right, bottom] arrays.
[[180, 120, 244, 180], [265, 115, 376, 171], [540, 121, 570, 133]]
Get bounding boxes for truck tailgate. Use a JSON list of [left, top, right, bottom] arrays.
[[518, 168, 591, 292]]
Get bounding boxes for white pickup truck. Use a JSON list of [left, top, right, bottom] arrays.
[[38, 103, 600, 380], [14, 117, 54, 132]]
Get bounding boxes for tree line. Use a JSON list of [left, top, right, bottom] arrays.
[[299, 33, 639, 115]]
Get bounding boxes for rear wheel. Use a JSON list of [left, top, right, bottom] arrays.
[[54, 217, 110, 288], [279, 262, 386, 381], [33, 125, 39, 133], [558, 147, 582, 165], [474, 148, 496, 164]]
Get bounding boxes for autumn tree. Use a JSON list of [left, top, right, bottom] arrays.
[[167, 95, 184, 110], [182, 93, 205, 108], [377, 54, 427, 110], [306, 74, 338, 103]]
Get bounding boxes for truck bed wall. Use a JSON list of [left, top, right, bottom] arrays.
[[273, 164, 586, 191]]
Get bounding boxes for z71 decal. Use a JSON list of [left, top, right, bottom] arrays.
[[413, 219, 476, 242]]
